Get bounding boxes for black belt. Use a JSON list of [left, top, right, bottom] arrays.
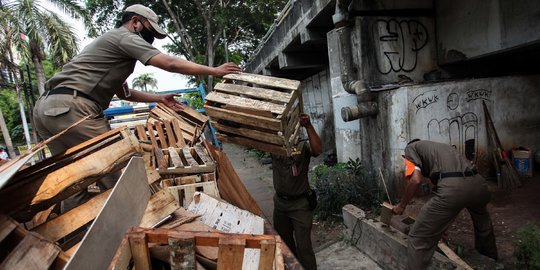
[[430, 171, 477, 185], [43, 87, 97, 104]]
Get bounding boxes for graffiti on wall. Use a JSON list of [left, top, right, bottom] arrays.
[[415, 89, 492, 160], [412, 90, 439, 113], [373, 19, 429, 74]]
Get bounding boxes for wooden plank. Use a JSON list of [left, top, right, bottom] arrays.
[[159, 165, 216, 175], [155, 121, 169, 148], [214, 82, 292, 103], [65, 157, 151, 270], [204, 106, 282, 131], [438, 242, 474, 270], [193, 145, 214, 167], [204, 141, 264, 216], [157, 103, 208, 127], [211, 120, 284, 146], [0, 232, 60, 270], [278, 90, 299, 120], [139, 190, 179, 228], [0, 214, 17, 242], [182, 147, 199, 166], [168, 181, 219, 207], [0, 135, 141, 221], [129, 232, 152, 270], [171, 119, 187, 147], [168, 147, 184, 167], [206, 92, 285, 115], [174, 175, 199, 185], [284, 102, 301, 138], [223, 73, 300, 91], [108, 237, 131, 270], [217, 237, 246, 270], [224, 104, 273, 118], [135, 125, 148, 141], [155, 146, 168, 170], [163, 120, 177, 147], [146, 121, 160, 150], [216, 133, 288, 156], [258, 239, 276, 270], [33, 189, 111, 242]]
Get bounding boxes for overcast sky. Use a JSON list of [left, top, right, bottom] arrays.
[[46, 3, 192, 92]]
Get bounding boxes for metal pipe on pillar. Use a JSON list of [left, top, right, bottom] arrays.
[[333, 0, 378, 122]]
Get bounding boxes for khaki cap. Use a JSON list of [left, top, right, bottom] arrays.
[[125, 4, 167, 39]]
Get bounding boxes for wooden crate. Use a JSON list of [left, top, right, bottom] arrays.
[[157, 145, 216, 175], [204, 73, 302, 156], [149, 104, 207, 146], [109, 228, 285, 270], [168, 181, 220, 207]]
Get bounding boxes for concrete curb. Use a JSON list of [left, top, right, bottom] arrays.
[[342, 204, 457, 270]]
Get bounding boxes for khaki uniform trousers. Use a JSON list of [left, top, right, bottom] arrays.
[[33, 94, 119, 213], [407, 175, 498, 269], [273, 195, 317, 270]]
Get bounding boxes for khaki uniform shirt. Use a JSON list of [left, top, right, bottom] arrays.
[[404, 140, 475, 181], [45, 27, 160, 109], [272, 141, 312, 197]]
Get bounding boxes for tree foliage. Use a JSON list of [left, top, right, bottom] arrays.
[[132, 73, 157, 92], [86, 0, 288, 89]]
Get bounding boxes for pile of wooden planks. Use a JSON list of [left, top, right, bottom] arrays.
[[204, 73, 303, 156], [109, 228, 284, 270]]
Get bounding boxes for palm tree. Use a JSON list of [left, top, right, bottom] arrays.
[[132, 73, 158, 93], [2, 0, 95, 95]]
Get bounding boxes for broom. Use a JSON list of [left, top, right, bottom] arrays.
[[482, 101, 521, 191]]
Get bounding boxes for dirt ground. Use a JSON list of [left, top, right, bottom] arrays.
[[405, 174, 540, 269]]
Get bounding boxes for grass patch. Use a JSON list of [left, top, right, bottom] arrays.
[[515, 221, 540, 269]]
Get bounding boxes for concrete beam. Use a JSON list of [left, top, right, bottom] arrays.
[[278, 51, 327, 70], [300, 28, 327, 45], [342, 204, 456, 270]]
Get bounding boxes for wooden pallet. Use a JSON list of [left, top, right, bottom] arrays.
[[0, 215, 67, 270], [204, 73, 303, 156], [157, 145, 216, 175], [109, 228, 284, 270], [168, 181, 220, 207], [149, 104, 207, 146]]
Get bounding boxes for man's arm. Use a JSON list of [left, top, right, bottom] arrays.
[[299, 113, 322, 157], [116, 85, 186, 112], [147, 53, 241, 76], [392, 169, 422, 215]]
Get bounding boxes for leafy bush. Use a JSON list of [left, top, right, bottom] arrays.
[[311, 158, 383, 220], [515, 221, 540, 269]]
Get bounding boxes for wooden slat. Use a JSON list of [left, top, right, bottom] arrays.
[[204, 106, 282, 131], [211, 121, 284, 146], [214, 83, 291, 103], [158, 165, 216, 175], [223, 73, 300, 91], [33, 189, 111, 242], [163, 120, 177, 147], [65, 157, 151, 270], [279, 90, 300, 121], [0, 214, 17, 242], [193, 145, 214, 166], [182, 147, 199, 166], [206, 92, 285, 115], [216, 133, 288, 156], [155, 121, 168, 148], [217, 237, 246, 270], [147, 121, 160, 150], [0, 232, 60, 270], [171, 119, 186, 147], [167, 147, 184, 167], [258, 239, 276, 270], [129, 232, 152, 270], [0, 135, 141, 221], [168, 181, 219, 207], [223, 104, 274, 118], [135, 125, 148, 141], [139, 190, 179, 228]]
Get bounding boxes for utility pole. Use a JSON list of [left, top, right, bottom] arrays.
[[0, 109, 16, 158]]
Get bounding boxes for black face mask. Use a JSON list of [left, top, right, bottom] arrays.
[[138, 25, 155, 44]]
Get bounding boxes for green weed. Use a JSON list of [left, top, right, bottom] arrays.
[[515, 221, 540, 269]]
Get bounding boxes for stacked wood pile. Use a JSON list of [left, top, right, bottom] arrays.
[[204, 73, 303, 156], [0, 102, 300, 269]]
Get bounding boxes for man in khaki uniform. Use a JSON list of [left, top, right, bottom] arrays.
[[33, 4, 241, 212], [272, 113, 322, 270], [393, 139, 498, 269]]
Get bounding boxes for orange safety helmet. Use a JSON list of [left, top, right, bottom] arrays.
[[404, 157, 416, 177]]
